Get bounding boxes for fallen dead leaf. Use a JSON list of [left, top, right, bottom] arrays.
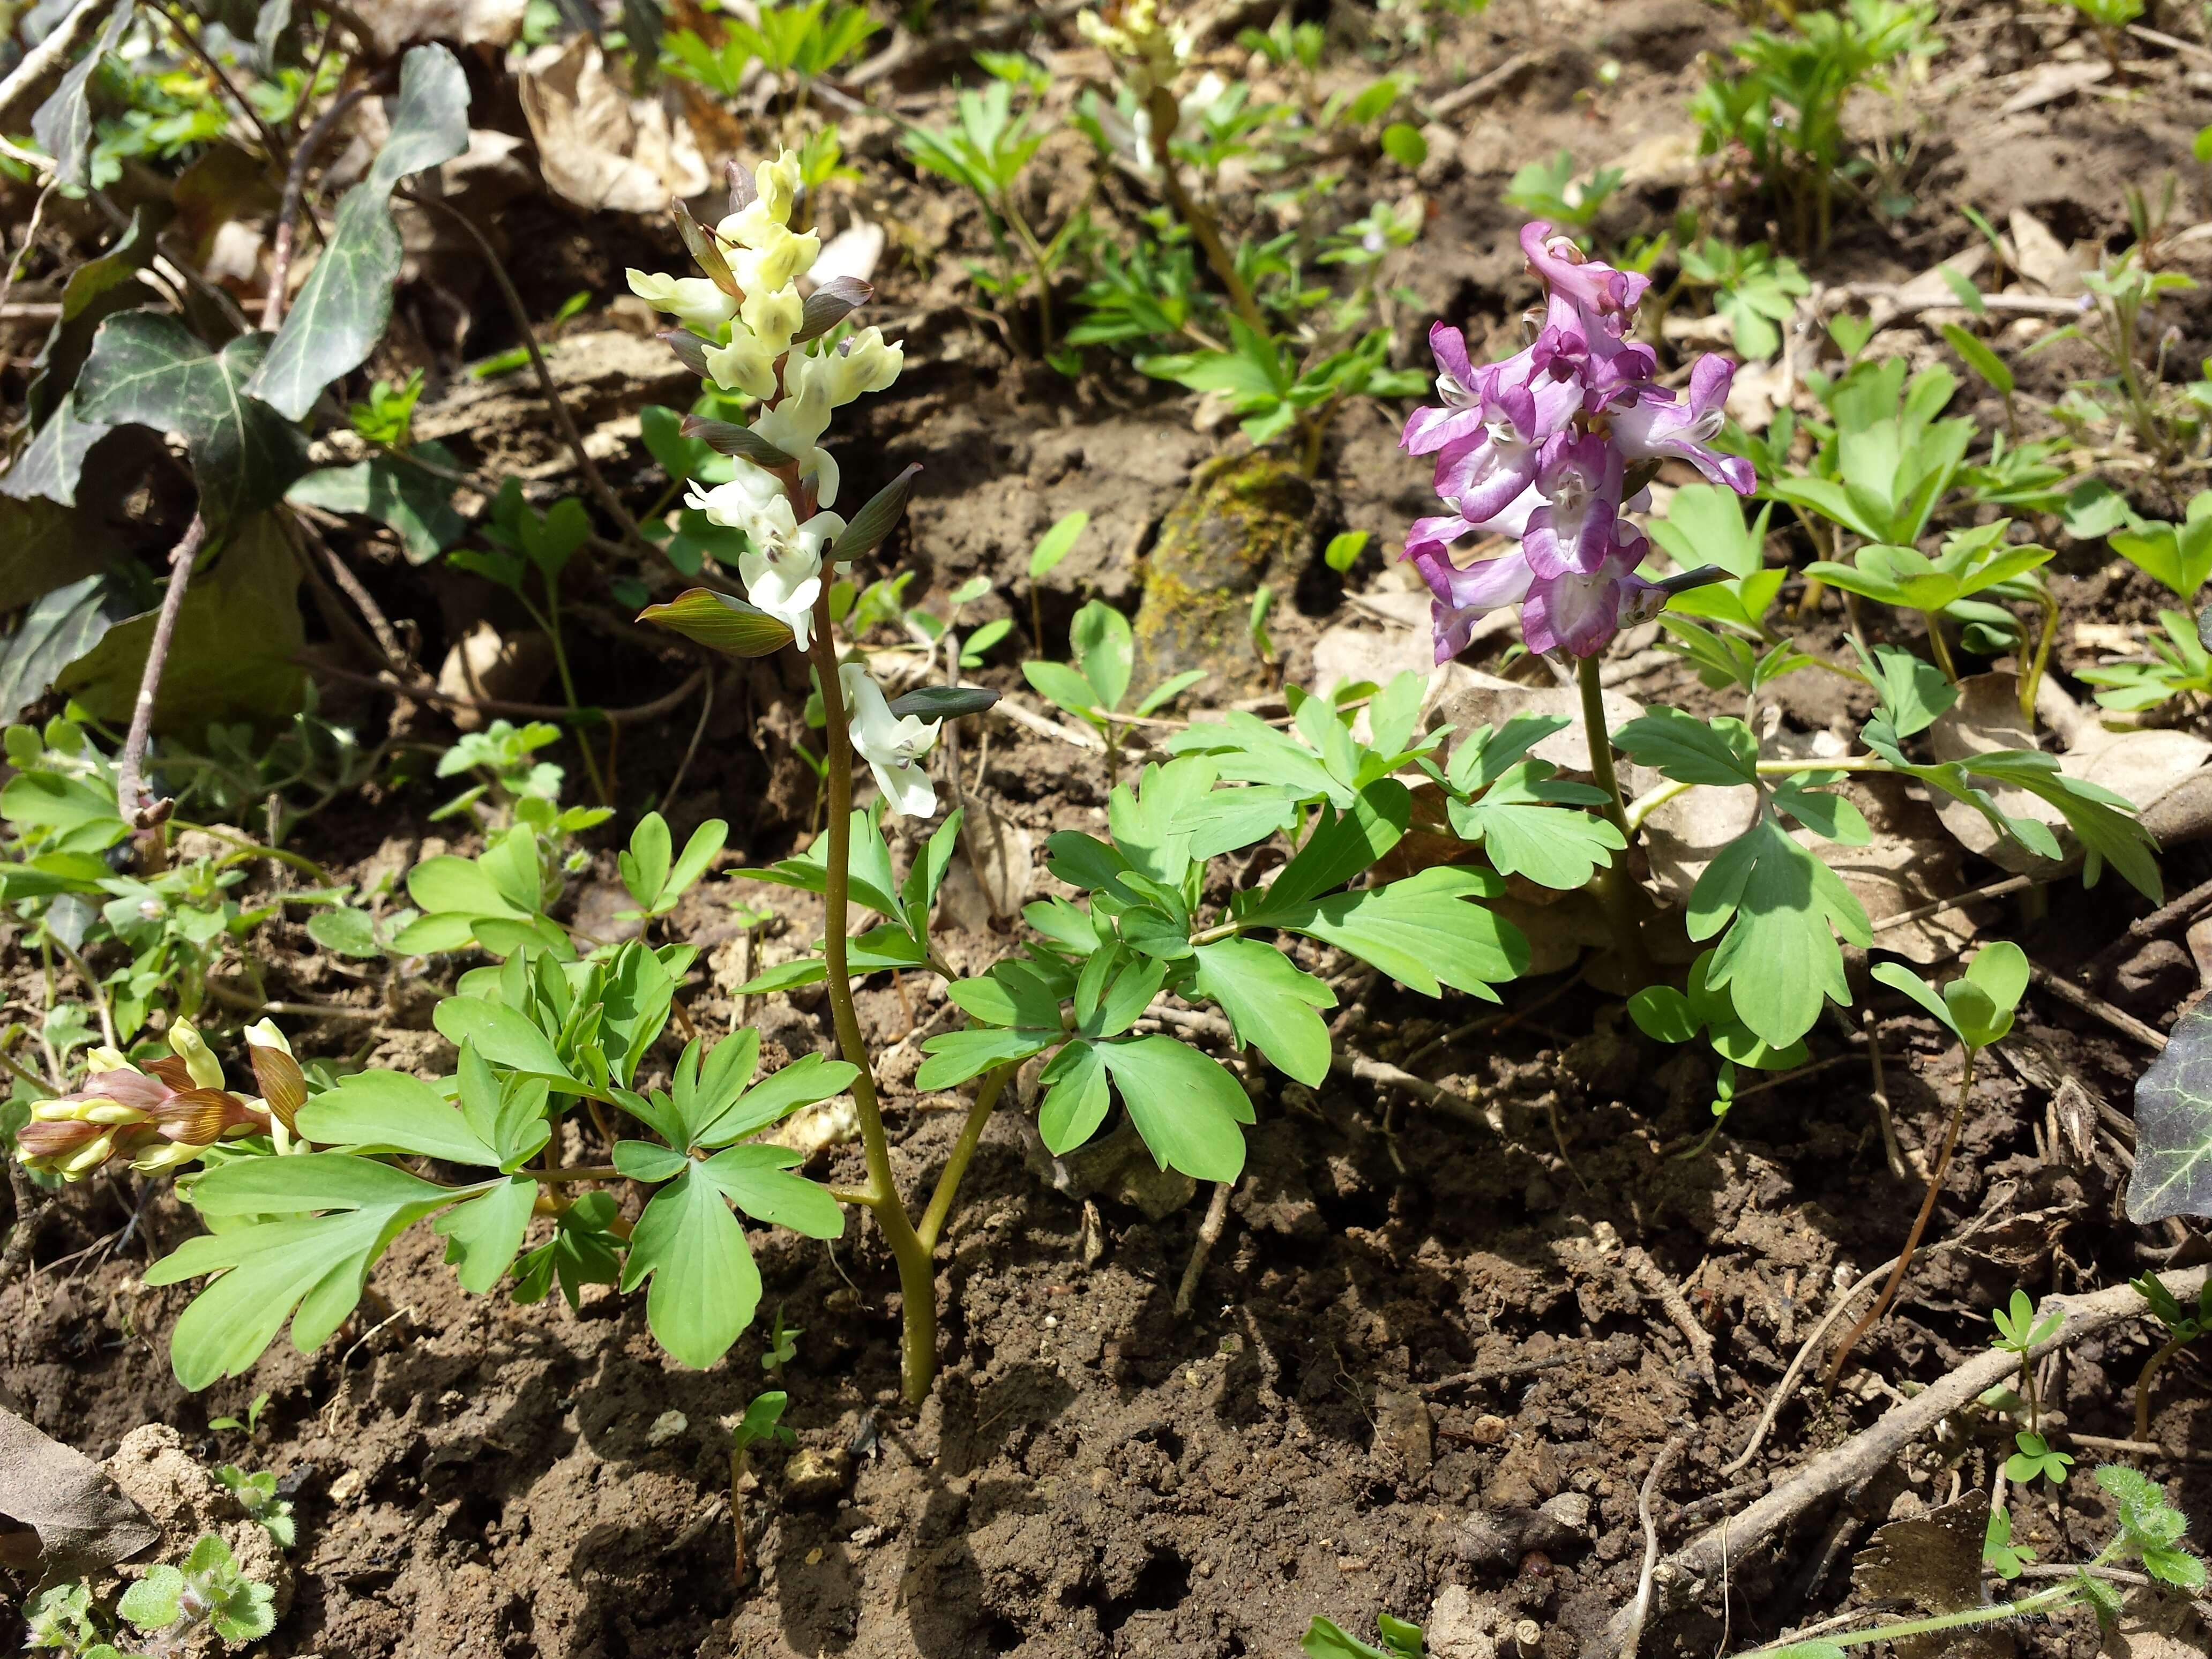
[[367, 0, 527, 54], [0, 1404, 160, 1583], [520, 36, 711, 214], [1997, 57, 2112, 117], [940, 794, 1033, 930], [437, 622, 555, 729], [811, 222, 886, 289], [2006, 207, 2086, 296]]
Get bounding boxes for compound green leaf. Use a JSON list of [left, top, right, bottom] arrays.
[[1038, 1040, 1111, 1153], [249, 46, 470, 419], [296, 1070, 499, 1165], [1614, 706, 1759, 787], [620, 1167, 761, 1369], [916, 1025, 1055, 1089], [699, 1144, 843, 1239], [1693, 817, 1867, 1049], [1265, 781, 1409, 908], [432, 1175, 536, 1293], [1249, 865, 1523, 1000]]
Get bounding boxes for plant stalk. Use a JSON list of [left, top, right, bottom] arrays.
[[2133, 1333, 2189, 1443], [1577, 654, 1649, 977], [804, 587, 938, 1406], [1825, 1051, 1977, 1388], [916, 1065, 1010, 1254]]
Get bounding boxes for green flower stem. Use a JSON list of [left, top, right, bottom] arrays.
[[1578, 655, 1650, 978], [1144, 85, 1267, 339], [916, 1064, 1013, 1254], [1825, 1050, 1978, 1388], [805, 585, 940, 1407], [528, 1165, 619, 1183], [1798, 1580, 2080, 1651]]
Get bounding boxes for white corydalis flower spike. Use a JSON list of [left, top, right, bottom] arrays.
[[841, 662, 940, 819]]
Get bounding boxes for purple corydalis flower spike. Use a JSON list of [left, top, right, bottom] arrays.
[[1519, 221, 1651, 317], [1520, 432, 1621, 579]]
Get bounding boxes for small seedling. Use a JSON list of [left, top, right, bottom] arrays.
[[116, 1532, 276, 1648], [730, 1389, 796, 1586], [1026, 510, 1090, 648], [761, 1304, 801, 1373], [2004, 1431, 2074, 1487], [1021, 599, 1206, 774], [214, 1464, 297, 1548], [1983, 1505, 2036, 1580], [208, 1389, 271, 1438], [1988, 1288, 2062, 1429], [1304, 1611, 1426, 1658], [2128, 1273, 2212, 1443], [1322, 530, 1370, 575]]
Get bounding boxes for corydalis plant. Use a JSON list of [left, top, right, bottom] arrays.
[[1402, 221, 1753, 665], [632, 147, 1005, 1406]]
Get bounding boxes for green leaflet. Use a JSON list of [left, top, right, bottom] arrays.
[[1246, 865, 1526, 1001], [1445, 760, 1624, 891], [146, 1155, 467, 1388], [286, 445, 467, 563], [1613, 706, 1759, 788], [1190, 938, 1335, 1086], [1098, 1033, 1253, 1182], [434, 1176, 537, 1293], [1689, 815, 1871, 1049], [249, 46, 472, 419], [620, 1167, 762, 1370], [1038, 1041, 1111, 1153]]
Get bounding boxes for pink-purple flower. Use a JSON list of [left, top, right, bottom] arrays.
[[1398, 221, 1755, 662]]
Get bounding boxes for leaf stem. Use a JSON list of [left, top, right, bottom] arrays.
[[916, 1064, 1011, 1254], [1578, 654, 1650, 980], [2134, 1333, 2190, 1443], [528, 1165, 620, 1183], [804, 586, 938, 1407], [116, 513, 208, 846]]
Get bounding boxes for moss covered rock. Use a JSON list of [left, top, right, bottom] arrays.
[[1132, 452, 1314, 698]]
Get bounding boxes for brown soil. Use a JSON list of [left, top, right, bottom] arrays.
[[8, 1, 2212, 1656]]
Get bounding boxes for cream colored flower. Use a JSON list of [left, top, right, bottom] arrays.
[[841, 663, 940, 819], [625, 270, 739, 334]]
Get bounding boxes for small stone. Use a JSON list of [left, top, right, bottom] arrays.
[[1470, 1414, 1511, 1447], [1513, 1619, 1544, 1659], [1523, 1492, 1591, 1555], [1373, 1385, 1435, 1478], [783, 1446, 853, 1507], [646, 1410, 688, 1447], [1428, 1585, 1503, 1659], [327, 1469, 364, 1506]]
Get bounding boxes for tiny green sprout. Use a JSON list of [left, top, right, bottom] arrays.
[[2005, 1431, 2075, 1487], [1984, 1505, 2036, 1580], [346, 370, 424, 448], [762, 1303, 801, 1373], [1248, 585, 1277, 668], [730, 1389, 797, 1587], [1323, 530, 1370, 575], [208, 1388, 271, 1437], [23, 1580, 98, 1652], [117, 1533, 276, 1648], [214, 1464, 297, 1548], [1989, 1288, 2063, 1428], [1022, 599, 1206, 775], [1304, 1611, 1426, 1658], [2128, 1273, 2212, 1443], [1026, 509, 1090, 648]]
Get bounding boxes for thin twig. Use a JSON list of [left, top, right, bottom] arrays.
[[309, 657, 707, 726], [1175, 1179, 1237, 1316], [664, 671, 715, 806], [116, 513, 208, 833], [399, 190, 658, 560], [1623, 1247, 1718, 1394], [261, 83, 371, 332], [2029, 963, 2168, 1051], [2086, 872, 2212, 977], [1871, 873, 2038, 934], [1618, 1434, 1689, 1659]]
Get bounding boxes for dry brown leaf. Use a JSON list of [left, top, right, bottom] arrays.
[[367, 0, 527, 55], [520, 36, 710, 214], [2006, 208, 2086, 296], [1997, 58, 2112, 116], [1852, 1490, 2013, 1659], [811, 222, 886, 289], [436, 622, 554, 730], [0, 1404, 160, 1583], [939, 795, 1033, 931]]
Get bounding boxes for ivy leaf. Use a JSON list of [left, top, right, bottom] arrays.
[[0, 393, 112, 509], [0, 573, 131, 723], [2128, 997, 2212, 1223], [1690, 816, 1870, 1049], [30, 0, 135, 189], [1246, 865, 1527, 1001], [249, 46, 471, 419], [1098, 1034, 1254, 1181], [1191, 937, 1335, 1086], [74, 315, 309, 529], [146, 1155, 464, 1388], [619, 1165, 772, 1369]]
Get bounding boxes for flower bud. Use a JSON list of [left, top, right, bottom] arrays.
[[703, 333, 779, 401], [169, 1021, 225, 1092], [244, 1020, 306, 1137], [734, 228, 820, 301], [625, 270, 741, 334]]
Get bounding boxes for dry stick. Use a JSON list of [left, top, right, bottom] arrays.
[[0, 0, 126, 132], [1822, 1054, 1977, 1390], [663, 671, 715, 808], [1623, 1246, 1718, 1394], [1174, 1179, 1237, 1316], [1587, 1264, 2212, 1659], [260, 83, 371, 332], [1870, 872, 2039, 935], [1618, 1434, 1690, 1659], [2085, 871, 2212, 977], [2028, 963, 2168, 1052], [400, 192, 658, 561], [115, 514, 209, 834], [1, 1160, 50, 1288], [311, 658, 707, 726]]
